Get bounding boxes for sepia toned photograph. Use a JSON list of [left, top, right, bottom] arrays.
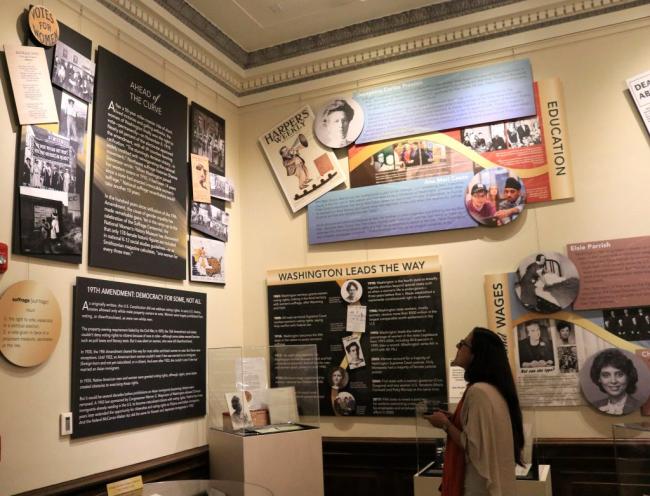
[[334, 391, 356, 415], [225, 392, 253, 430], [329, 366, 349, 390], [190, 154, 211, 203], [190, 235, 225, 284], [52, 41, 95, 103]]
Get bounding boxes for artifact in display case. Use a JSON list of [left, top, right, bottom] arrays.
[[613, 422, 650, 495], [208, 344, 320, 436], [414, 400, 552, 496]]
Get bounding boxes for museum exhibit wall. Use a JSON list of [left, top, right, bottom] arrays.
[[0, 1, 244, 494], [237, 7, 650, 439]]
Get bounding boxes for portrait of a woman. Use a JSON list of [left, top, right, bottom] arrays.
[[588, 348, 641, 416], [424, 327, 524, 495]]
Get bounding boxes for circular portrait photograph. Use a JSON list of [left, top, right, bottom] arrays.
[[314, 98, 364, 149], [514, 251, 580, 313], [464, 168, 526, 227], [579, 348, 650, 416], [341, 279, 362, 303], [329, 366, 349, 390], [334, 391, 357, 415]]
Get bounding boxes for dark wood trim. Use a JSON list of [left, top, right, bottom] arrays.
[[15, 445, 209, 496]]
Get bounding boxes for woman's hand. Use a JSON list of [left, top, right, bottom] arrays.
[[423, 410, 451, 429]]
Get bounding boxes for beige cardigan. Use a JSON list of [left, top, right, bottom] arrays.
[[459, 383, 516, 496]]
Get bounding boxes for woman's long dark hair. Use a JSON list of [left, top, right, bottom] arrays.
[[464, 327, 525, 466]]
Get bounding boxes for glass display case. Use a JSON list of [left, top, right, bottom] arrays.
[[207, 344, 320, 436], [612, 422, 650, 496]]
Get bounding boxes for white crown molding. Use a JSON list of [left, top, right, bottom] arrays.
[[97, 0, 650, 98]]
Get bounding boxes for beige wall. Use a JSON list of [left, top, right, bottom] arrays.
[[237, 14, 650, 442], [1, 0, 650, 493], [0, 1, 243, 494]]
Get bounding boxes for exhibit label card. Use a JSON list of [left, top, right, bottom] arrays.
[[71, 277, 206, 438], [627, 70, 650, 135], [89, 47, 188, 279], [259, 105, 345, 213], [267, 257, 447, 417], [4, 45, 58, 125], [568, 236, 650, 310], [353, 59, 535, 144]]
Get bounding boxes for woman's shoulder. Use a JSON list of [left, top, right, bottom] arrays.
[[467, 382, 501, 399]]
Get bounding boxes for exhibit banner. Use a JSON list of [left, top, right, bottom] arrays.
[[568, 236, 650, 310], [89, 47, 188, 279], [259, 105, 345, 213], [267, 257, 447, 417], [71, 277, 206, 438], [484, 270, 645, 408], [353, 59, 535, 144], [310, 79, 573, 244], [626, 69, 650, 135]]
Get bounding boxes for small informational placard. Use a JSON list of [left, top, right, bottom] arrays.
[[626, 70, 650, 135], [235, 357, 268, 390], [346, 305, 367, 333], [71, 277, 206, 438], [4, 45, 58, 125], [568, 236, 650, 310], [353, 59, 535, 144], [0, 280, 61, 367], [106, 475, 143, 496]]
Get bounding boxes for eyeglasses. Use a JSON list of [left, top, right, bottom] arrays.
[[456, 339, 472, 350]]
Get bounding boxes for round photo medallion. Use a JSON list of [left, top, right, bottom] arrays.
[[341, 279, 362, 303], [579, 348, 650, 416], [514, 251, 580, 313], [464, 168, 526, 227], [314, 98, 364, 149]]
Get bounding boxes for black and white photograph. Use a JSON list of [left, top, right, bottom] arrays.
[[514, 251, 580, 313], [329, 366, 349, 390], [19, 194, 82, 255], [190, 235, 225, 284], [579, 348, 650, 416], [190, 202, 229, 242], [190, 103, 225, 176], [52, 41, 95, 103], [334, 391, 356, 415], [342, 335, 366, 370], [341, 279, 362, 303], [19, 125, 76, 193], [225, 392, 253, 430], [460, 125, 491, 152], [210, 173, 235, 202], [314, 98, 364, 149], [516, 319, 555, 369], [603, 306, 650, 342], [554, 321, 576, 345], [558, 346, 579, 373], [508, 117, 542, 148], [58, 93, 88, 156]]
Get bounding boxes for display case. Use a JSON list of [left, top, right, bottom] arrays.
[[413, 401, 552, 496], [207, 344, 324, 496], [612, 422, 650, 496], [207, 344, 320, 435]]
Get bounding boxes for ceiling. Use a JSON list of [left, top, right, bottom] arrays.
[[186, 0, 451, 51]]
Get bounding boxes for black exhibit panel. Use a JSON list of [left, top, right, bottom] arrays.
[[71, 277, 206, 438], [89, 47, 188, 279]]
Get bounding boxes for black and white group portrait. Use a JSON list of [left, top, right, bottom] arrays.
[[190, 202, 229, 242], [52, 41, 95, 103], [210, 173, 235, 203], [603, 306, 650, 342], [191, 103, 225, 176]]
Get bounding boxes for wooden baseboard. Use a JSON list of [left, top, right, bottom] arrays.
[[15, 445, 209, 496]]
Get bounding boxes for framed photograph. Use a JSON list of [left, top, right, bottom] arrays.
[[210, 173, 234, 202], [52, 41, 95, 103], [190, 103, 225, 175], [225, 392, 253, 430], [189, 235, 225, 284], [19, 194, 81, 254], [190, 203, 228, 242]]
